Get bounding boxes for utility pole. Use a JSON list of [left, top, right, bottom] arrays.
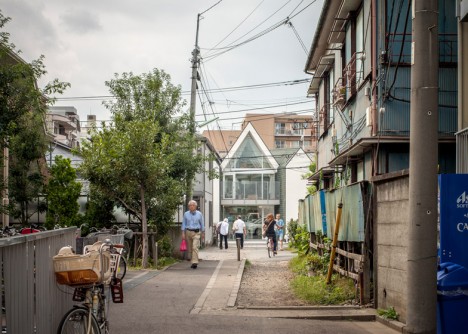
[[2, 143, 8, 227], [187, 1, 222, 207], [189, 14, 201, 136], [407, 1, 439, 333]]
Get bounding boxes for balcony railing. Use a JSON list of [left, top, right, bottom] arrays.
[[456, 127, 468, 173], [223, 180, 280, 200]]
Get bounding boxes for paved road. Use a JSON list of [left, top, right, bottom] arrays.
[[108, 240, 400, 334]]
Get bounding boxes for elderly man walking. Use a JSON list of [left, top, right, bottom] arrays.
[[181, 200, 205, 269]]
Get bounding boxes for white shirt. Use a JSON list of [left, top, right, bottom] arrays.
[[233, 219, 246, 234], [217, 220, 229, 235]]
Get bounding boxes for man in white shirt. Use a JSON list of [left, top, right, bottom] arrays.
[[232, 215, 247, 249], [216, 218, 229, 249]]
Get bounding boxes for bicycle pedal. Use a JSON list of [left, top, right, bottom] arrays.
[[72, 287, 86, 302], [110, 278, 124, 303]]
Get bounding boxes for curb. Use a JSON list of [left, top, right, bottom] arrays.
[[227, 258, 245, 307], [376, 316, 407, 333]]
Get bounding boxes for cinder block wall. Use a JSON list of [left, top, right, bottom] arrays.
[[374, 171, 409, 323]]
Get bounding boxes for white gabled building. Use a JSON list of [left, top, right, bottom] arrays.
[[220, 122, 311, 235]]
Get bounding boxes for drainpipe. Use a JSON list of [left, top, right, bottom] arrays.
[[371, 0, 378, 137]]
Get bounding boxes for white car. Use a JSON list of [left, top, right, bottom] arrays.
[[246, 218, 263, 237]]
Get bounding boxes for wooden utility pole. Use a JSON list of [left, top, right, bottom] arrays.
[[407, 1, 439, 333]]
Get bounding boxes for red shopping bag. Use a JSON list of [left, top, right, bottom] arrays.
[[180, 239, 187, 252]]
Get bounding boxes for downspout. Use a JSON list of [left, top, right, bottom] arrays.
[[371, 0, 378, 177], [371, 0, 378, 137]]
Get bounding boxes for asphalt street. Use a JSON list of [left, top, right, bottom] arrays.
[[107, 240, 401, 334]]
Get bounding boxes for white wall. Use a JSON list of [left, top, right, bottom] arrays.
[[285, 150, 311, 223]]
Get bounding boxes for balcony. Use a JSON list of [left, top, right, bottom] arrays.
[[223, 180, 280, 201]]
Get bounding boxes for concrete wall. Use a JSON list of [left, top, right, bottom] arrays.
[[374, 171, 409, 322]]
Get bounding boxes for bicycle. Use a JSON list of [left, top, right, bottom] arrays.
[[87, 229, 128, 280], [54, 239, 124, 334], [267, 235, 276, 258]]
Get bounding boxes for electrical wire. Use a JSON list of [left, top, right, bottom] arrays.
[[203, 0, 293, 58], [202, 0, 266, 55], [53, 78, 311, 101], [203, 0, 318, 62]]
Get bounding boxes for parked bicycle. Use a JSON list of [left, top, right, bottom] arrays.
[[53, 239, 124, 334], [87, 227, 129, 280]]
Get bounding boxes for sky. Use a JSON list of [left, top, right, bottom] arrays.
[[0, 0, 324, 131]]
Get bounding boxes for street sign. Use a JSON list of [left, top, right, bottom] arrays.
[[439, 174, 468, 268]]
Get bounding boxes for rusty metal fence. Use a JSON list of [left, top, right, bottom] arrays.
[[0, 227, 76, 334]]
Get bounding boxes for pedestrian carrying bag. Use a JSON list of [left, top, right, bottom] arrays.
[[180, 239, 187, 252]]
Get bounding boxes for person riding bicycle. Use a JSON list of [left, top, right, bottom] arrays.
[[263, 213, 277, 255]]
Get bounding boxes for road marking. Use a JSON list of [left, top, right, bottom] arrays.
[[190, 260, 224, 314], [123, 271, 161, 291]]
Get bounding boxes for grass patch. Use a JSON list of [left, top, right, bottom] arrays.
[[291, 274, 355, 305], [245, 259, 251, 267], [289, 254, 355, 305], [128, 256, 178, 270], [377, 306, 399, 320]]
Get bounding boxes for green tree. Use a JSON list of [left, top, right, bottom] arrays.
[[82, 184, 116, 231], [8, 112, 49, 225], [79, 69, 203, 268], [1, 10, 69, 222], [46, 156, 82, 229]]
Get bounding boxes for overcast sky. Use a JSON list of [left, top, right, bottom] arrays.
[[0, 0, 323, 131]]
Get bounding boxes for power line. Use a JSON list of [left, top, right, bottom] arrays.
[[203, 0, 318, 61], [52, 78, 311, 101]]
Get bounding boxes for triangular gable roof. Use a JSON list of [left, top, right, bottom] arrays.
[[221, 122, 279, 170], [285, 147, 312, 168]]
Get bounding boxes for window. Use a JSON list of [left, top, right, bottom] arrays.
[[224, 175, 233, 199], [275, 123, 286, 135], [227, 134, 272, 169], [59, 124, 66, 135], [275, 140, 285, 148]]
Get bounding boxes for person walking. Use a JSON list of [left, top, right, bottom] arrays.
[[263, 213, 277, 254], [232, 215, 247, 249], [181, 200, 205, 269], [216, 218, 229, 249], [275, 213, 285, 250]]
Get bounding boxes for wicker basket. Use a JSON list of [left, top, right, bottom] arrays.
[[53, 245, 111, 286]]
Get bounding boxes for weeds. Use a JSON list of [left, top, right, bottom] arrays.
[[377, 306, 399, 320], [289, 254, 356, 305], [291, 274, 355, 305]]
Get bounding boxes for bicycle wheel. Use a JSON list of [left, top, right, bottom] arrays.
[[58, 307, 100, 334], [116, 256, 127, 280], [122, 240, 131, 262], [267, 239, 272, 258]]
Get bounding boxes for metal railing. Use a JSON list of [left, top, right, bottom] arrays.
[[456, 127, 468, 173], [223, 180, 280, 200]]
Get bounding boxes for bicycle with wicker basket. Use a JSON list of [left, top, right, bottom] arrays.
[[53, 239, 124, 334]]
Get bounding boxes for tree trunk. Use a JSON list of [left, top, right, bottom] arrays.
[[140, 186, 149, 268]]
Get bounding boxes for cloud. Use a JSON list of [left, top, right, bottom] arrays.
[[60, 9, 102, 34]]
